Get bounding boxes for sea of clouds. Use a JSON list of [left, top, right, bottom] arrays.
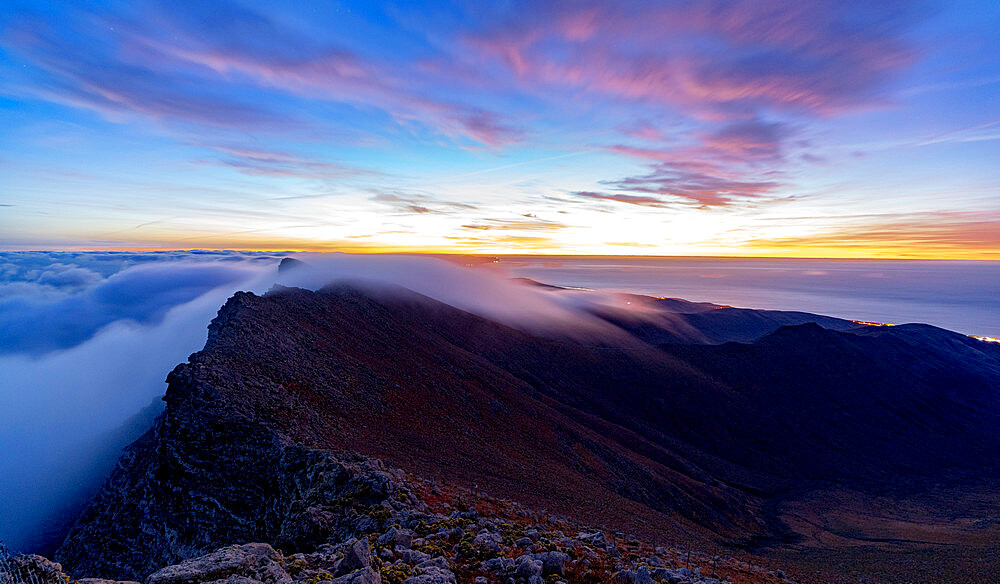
[[0, 251, 283, 551]]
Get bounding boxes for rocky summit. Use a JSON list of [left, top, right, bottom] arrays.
[[21, 282, 1000, 583]]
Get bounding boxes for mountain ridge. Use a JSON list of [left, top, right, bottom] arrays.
[[53, 282, 1000, 583]]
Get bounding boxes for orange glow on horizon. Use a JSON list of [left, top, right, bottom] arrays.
[[4, 241, 999, 261]]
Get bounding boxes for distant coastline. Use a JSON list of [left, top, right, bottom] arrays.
[[504, 256, 1000, 338]]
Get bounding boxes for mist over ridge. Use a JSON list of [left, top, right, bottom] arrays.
[[0, 250, 648, 551], [0, 250, 997, 554]]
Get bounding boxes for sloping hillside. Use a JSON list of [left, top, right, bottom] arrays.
[[57, 284, 1000, 583]]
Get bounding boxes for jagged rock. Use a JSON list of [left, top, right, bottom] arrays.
[[397, 550, 431, 565], [335, 540, 371, 576], [5, 555, 69, 584], [146, 544, 287, 584], [531, 552, 569, 577], [326, 567, 380, 584], [79, 580, 142, 584], [401, 565, 455, 584], [634, 565, 655, 584], [513, 556, 541, 581], [414, 558, 448, 571], [577, 531, 610, 549], [377, 527, 413, 549], [480, 557, 515, 575], [471, 531, 501, 552]]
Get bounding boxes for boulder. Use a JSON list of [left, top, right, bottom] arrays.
[[378, 527, 414, 550], [401, 565, 455, 584], [513, 556, 541, 581], [328, 567, 381, 584], [335, 540, 372, 576], [531, 552, 569, 577], [147, 544, 287, 584]]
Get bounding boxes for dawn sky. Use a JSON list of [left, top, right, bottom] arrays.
[[1, 0, 998, 258]]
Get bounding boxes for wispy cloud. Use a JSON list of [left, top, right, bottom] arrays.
[[370, 191, 478, 215], [3, 2, 523, 148], [605, 166, 782, 207], [600, 118, 789, 206], [572, 191, 670, 207], [460, 217, 567, 231], [459, 0, 920, 117], [195, 144, 371, 179], [3, 23, 293, 131], [116, 2, 523, 147], [744, 211, 1000, 257], [445, 234, 557, 249]]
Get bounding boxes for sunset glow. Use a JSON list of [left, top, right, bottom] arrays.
[[1, 1, 998, 258]]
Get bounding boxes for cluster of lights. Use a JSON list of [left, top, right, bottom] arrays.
[[851, 320, 998, 344]]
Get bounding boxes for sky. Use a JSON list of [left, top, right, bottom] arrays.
[[0, 0, 998, 258]]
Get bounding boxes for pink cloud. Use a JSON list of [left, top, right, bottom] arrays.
[[460, 0, 918, 117], [8, 3, 524, 149], [606, 165, 782, 207], [135, 39, 523, 148], [600, 118, 788, 207], [619, 120, 669, 142], [700, 120, 786, 161], [746, 211, 1000, 256]]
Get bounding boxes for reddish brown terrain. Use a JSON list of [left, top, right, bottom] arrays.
[[50, 281, 1000, 583]]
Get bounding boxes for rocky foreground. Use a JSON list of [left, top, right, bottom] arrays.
[[6, 458, 792, 584]]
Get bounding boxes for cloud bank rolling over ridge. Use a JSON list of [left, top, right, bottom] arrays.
[[1, 250, 998, 552], [0, 250, 653, 550]]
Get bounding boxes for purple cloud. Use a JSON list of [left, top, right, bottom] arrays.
[[701, 119, 787, 162], [605, 165, 782, 207], [3, 2, 523, 148], [116, 3, 524, 147], [3, 24, 292, 131], [460, 0, 919, 116], [600, 118, 788, 206]]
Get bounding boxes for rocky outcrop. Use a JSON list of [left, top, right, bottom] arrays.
[[19, 494, 798, 584], [56, 424, 423, 579]]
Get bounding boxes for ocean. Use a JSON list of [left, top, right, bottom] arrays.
[[502, 257, 1000, 338]]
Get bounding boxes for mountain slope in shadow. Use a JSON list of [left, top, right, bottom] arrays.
[[56, 283, 1000, 582]]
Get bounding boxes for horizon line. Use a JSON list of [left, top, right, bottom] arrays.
[[1, 247, 998, 261]]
